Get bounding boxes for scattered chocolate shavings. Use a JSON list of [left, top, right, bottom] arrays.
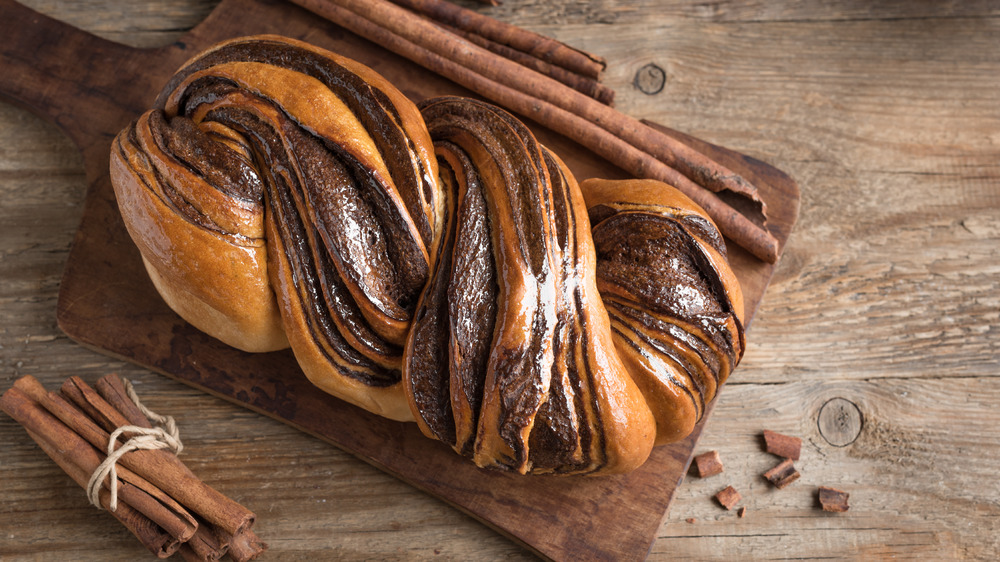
[[763, 458, 800, 489], [763, 429, 801, 460], [818, 486, 850, 512], [693, 450, 724, 478]]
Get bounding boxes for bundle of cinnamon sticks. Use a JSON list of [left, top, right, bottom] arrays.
[[0, 374, 266, 561], [288, 0, 779, 262]]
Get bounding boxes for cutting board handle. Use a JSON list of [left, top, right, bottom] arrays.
[[0, 0, 150, 159]]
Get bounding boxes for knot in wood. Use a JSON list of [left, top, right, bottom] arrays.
[[817, 397, 863, 447], [634, 63, 666, 95]]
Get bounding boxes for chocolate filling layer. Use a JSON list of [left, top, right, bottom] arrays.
[[593, 213, 726, 324], [406, 153, 459, 444], [149, 111, 262, 203], [592, 208, 743, 420], [441, 143, 497, 456], [160, 38, 437, 247], [188, 94, 402, 385], [421, 97, 558, 472]]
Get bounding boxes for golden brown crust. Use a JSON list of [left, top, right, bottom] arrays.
[[109, 115, 287, 353], [265, 215, 413, 421], [407, 97, 655, 474], [546, 150, 655, 474]]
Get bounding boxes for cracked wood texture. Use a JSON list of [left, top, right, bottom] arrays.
[[0, 1, 997, 560]]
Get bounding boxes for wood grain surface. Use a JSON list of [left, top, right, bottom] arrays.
[[2, 1, 998, 560], [0, 0, 797, 559]]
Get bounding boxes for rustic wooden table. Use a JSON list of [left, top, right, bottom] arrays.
[[2, 1, 998, 560]]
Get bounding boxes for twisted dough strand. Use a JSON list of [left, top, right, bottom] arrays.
[[583, 178, 746, 444], [409, 97, 655, 474], [112, 35, 441, 420]]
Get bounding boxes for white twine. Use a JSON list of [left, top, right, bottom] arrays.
[[86, 379, 183, 511]]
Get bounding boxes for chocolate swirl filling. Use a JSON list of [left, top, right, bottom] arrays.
[[583, 182, 746, 444], [157, 37, 439, 248], [407, 97, 654, 474]]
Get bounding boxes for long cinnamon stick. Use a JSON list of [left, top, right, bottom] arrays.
[[389, 0, 606, 80], [341, 0, 763, 200], [58, 376, 255, 537], [288, 0, 778, 262], [437, 21, 615, 105]]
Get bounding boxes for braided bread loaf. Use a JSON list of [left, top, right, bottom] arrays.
[[109, 35, 744, 475]]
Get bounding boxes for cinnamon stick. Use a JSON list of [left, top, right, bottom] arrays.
[[10, 377, 199, 540], [224, 528, 268, 562], [95, 374, 154, 430], [389, 0, 606, 80], [179, 522, 227, 562], [288, 0, 778, 262], [316, 0, 739, 190], [4, 375, 265, 558], [437, 21, 615, 105], [58, 376, 255, 537], [387, 0, 615, 104]]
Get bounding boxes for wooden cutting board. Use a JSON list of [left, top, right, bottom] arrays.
[[0, 0, 799, 559]]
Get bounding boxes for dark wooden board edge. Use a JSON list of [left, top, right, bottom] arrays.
[[0, 0, 800, 559]]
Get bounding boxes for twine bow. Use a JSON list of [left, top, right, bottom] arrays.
[[86, 379, 183, 511]]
